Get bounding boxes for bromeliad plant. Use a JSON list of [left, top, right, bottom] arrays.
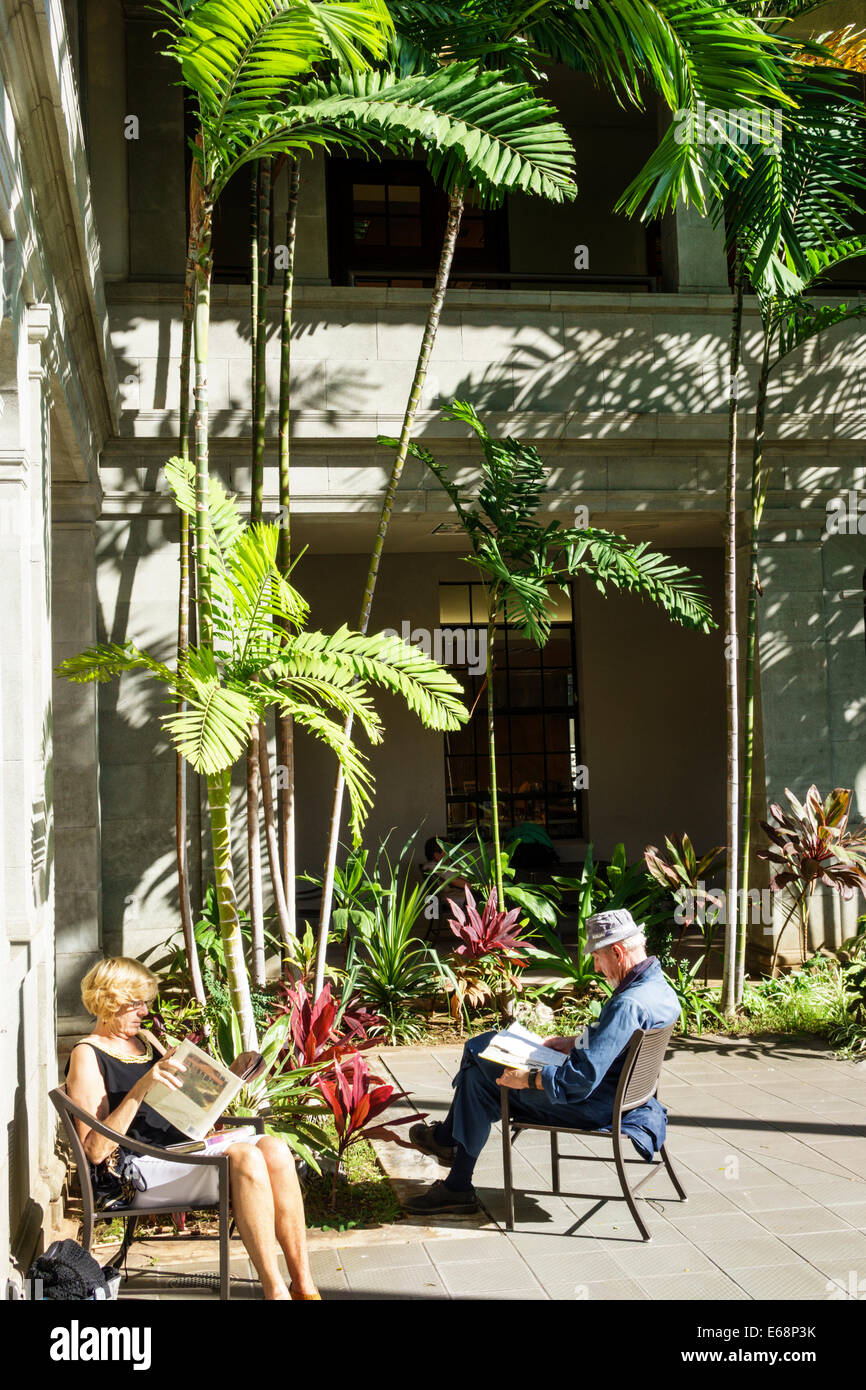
[[391, 401, 716, 909], [441, 885, 529, 1029], [758, 786, 866, 972], [56, 463, 467, 1049]]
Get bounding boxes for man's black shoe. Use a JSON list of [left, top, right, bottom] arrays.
[[409, 1122, 456, 1165], [401, 1179, 479, 1216]]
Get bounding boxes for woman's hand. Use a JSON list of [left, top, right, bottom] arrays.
[[139, 1046, 186, 1096]]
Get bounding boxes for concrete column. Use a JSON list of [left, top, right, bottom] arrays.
[[747, 521, 845, 969], [657, 99, 730, 293], [52, 489, 103, 1030], [84, 0, 129, 280]]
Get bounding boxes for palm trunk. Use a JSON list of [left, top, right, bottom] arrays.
[[207, 768, 258, 1050], [721, 267, 745, 1016], [486, 607, 506, 909], [314, 188, 466, 997], [258, 722, 294, 948], [176, 211, 205, 1007], [277, 158, 301, 937], [193, 194, 256, 1048], [736, 326, 771, 1004], [246, 159, 270, 991]]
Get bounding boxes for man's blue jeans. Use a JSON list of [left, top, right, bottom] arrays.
[[449, 1030, 618, 1159]]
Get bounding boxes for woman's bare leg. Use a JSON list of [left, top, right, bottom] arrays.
[[257, 1136, 318, 1297], [228, 1143, 290, 1300]]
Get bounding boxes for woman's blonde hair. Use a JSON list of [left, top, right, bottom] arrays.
[[80, 957, 158, 1021]]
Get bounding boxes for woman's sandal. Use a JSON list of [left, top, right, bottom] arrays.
[[290, 1286, 322, 1301]]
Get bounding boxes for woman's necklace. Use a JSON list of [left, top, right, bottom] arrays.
[[89, 1034, 152, 1063]]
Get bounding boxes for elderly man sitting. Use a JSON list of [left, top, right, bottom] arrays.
[[403, 908, 680, 1215]]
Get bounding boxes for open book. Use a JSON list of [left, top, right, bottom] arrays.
[[479, 1022, 569, 1070], [146, 1040, 265, 1141]]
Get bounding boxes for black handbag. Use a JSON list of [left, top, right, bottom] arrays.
[[90, 1147, 147, 1211]]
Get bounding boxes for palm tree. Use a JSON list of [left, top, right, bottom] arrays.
[[315, 0, 794, 991], [57, 461, 468, 1048], [387, 399, 716, 907], [158, 0, 577, 1004], [720, 64, 866, 1003]]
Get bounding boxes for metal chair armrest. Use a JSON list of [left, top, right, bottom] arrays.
[[51, 1087, 227, 1167], [220, 1115, 266, 1136]]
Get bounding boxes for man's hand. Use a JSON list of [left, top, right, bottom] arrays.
[[496, 1067, 531, 1090], [543, 1036, 574, 1054]]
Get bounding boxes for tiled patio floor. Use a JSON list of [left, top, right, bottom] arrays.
[[108, 1033, 866, 1301]]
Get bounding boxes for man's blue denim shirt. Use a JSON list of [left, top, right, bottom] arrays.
[[539, 956, 680, 1148]]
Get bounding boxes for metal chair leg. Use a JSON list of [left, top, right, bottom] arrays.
[[660, 1143, 688, 1201], [219, 1161, 231, 1300], [613, 1128, 652, 1241], [500, 1091, 515, 1231], [104, 1216, 138, 1271], [550, 1130, 560, 1194]]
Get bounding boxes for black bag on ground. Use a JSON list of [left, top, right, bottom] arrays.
[[28, 1238, 110, 1300]]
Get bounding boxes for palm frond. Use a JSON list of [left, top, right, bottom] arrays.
[[216, 63, 576, 203], [168, 647, 258, 773], [275, 626, 469, 731], [55, 642, 173, 685], [565, 530, 716, 633], [158, 0, 393, 129], [286, 699, 376, 843], [224, 524, 308, 669]]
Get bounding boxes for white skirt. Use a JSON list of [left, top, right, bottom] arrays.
[[130, 1130, 262, 1211]]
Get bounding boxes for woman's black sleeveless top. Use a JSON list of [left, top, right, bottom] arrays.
[[65, 1039, 187, 1148]]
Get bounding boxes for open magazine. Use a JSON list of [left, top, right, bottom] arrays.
[[479, 1022, 569, 1070], [146, 1040, 265, 1142]]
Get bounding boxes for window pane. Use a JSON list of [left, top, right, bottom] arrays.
[[388, 184, 421, 207], [508, 670, 543, 708], [509, 714, 544, 753], [545, 753, 574, 795], [353, 183, 386, 209], [507, 635, 540, 669], [440, 585, 472, 623], [544, 630, 573, 667], [445, 756, 477, 795], [541, 713, 573, 751], [512, 756, 545, 794], [543, 669, 573, 707], [354, 215, 387, 245], [390, 219, 422, 247]]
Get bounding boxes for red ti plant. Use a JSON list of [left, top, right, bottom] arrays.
[[316, 1053, 420, 1205], [758, 786, 866, 971], [280, 980, 375, 1071]]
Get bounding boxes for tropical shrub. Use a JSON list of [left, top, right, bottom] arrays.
[[758, 786, 866, 969]]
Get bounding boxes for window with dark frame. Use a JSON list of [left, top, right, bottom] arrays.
[[326, 157, 509, 288], [440, 581, 582, 842]]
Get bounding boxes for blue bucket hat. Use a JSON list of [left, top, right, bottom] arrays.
[[585, 908, 645, 955]]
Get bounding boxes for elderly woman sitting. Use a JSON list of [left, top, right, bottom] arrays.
[[65, 956, 319, 1301]]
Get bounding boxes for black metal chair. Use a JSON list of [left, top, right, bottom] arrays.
[[50, 1085, 264, 1299], [500, 1023, 687, 1241]]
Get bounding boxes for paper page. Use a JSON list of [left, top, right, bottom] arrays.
[[146, 1040, 245, 1140], [479, 1023, 568, 1070]]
